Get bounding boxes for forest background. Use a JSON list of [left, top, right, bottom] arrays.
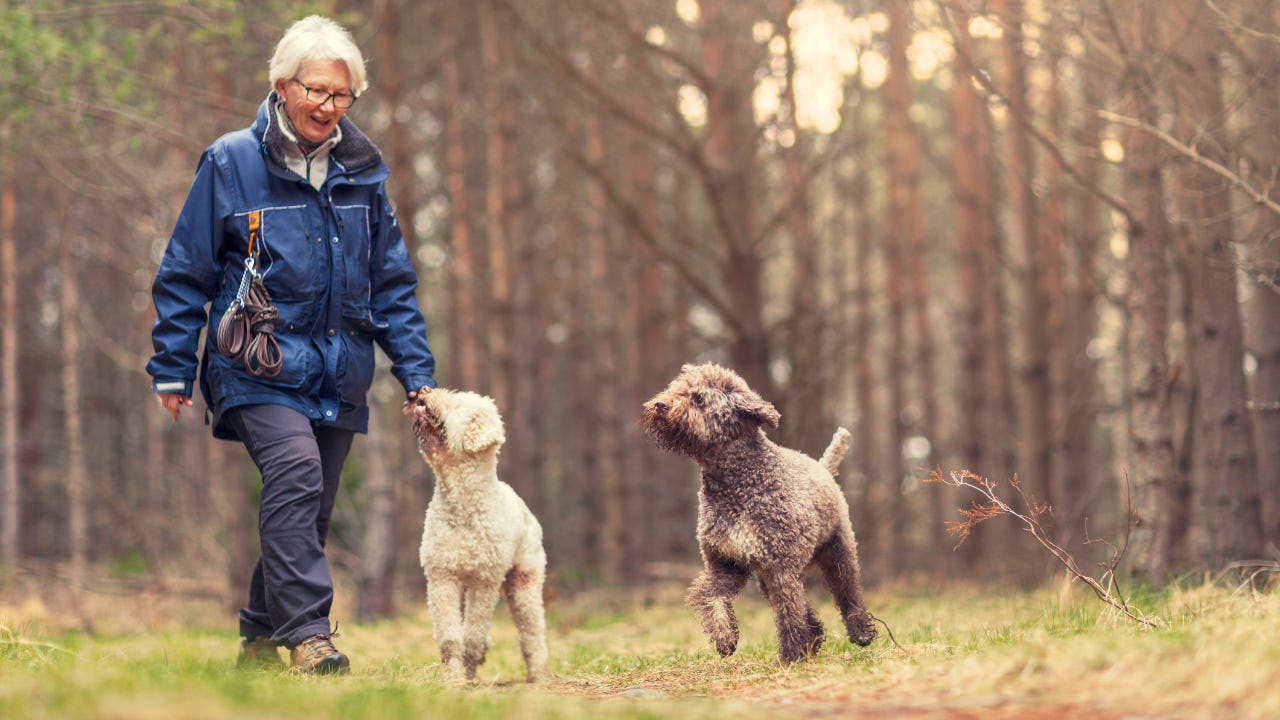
[[1, 0, 1278, 623]]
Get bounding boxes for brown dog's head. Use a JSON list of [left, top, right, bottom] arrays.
[[641, 363, 779, 460], [409, 387, 506, 467]]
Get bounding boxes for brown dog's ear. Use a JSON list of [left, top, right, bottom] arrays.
[[736, 394, 780, 429], [460, 412, 506, 453]]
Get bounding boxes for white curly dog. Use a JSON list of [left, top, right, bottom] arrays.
[[409, 387, 549, 684]]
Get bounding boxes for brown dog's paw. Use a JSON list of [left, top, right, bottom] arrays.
[[847, 611, 877, 647]]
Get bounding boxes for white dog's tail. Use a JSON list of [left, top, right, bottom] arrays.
[[820, 427, 851, 478]]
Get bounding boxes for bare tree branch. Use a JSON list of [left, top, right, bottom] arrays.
[[927, 468, 1162, 629], [1098, 109, 1280, 218], [934, 0, 1136, 228]]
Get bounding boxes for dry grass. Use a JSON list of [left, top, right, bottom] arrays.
[[2, 569, 1279, 719]]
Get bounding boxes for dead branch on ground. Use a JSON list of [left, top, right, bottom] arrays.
[[927, 468, 1161, 630]]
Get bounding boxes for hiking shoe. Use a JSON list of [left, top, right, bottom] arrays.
[[237, 636, 284, 669], [289, 629, 350, 675]]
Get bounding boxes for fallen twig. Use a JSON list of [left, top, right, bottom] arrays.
[[927, 468, 1161, 629]]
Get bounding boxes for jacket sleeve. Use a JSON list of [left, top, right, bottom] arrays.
[[145, 149, 228, 396], [368, 185, 437, 394]]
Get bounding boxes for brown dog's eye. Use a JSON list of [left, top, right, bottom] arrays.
[[691, 391, 705, 407]]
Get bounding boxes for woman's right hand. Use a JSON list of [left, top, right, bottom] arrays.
[[156, 392, 194, 423]]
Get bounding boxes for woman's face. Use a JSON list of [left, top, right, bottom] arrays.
[[275, 59, 353, 145]]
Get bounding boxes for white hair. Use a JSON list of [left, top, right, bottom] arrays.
[[268, 16, 368, 96]]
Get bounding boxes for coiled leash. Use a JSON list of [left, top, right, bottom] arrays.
[[215, 211, 282, 378]]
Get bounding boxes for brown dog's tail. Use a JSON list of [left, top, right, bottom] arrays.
[[820, 427, 851, 477]]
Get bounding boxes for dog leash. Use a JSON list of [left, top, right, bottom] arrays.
[[215, 211, 282, 378]]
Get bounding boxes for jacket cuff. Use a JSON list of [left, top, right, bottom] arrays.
[[153, 379, 193, 396], [403, 376, 436, 396]]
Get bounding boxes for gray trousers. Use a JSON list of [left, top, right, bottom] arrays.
[[225, 404, 354, 647]]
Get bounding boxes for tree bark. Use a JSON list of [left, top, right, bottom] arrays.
[[699, 0, 774, 399], [1168, 0, 1263, 565], [1121, 0, 1180, 579], [0, 150, 18, 568], [882, 0, 914, 570], [994, 0, 1052, 507], [949, 3, 993, 569], [374, 0, 419, 259], [584, 24, 627, 586], [357, 406, 397, 620], [57, 191, 88, 594], [1240, 0, 1280, 546], [479, 0, 514, 411], [849, 117, 881, 579], [778, 0, 825, 457], [440, 3, 481, 389], [1060, 56, 1105, 558], [1041, 27, 1069, 549]]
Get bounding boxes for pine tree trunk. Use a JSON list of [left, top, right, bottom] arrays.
[[779, 0, 825, 457], [440, 4, 481, 389], [479, 0, 513, 411], [58, 191, 89, 603], [949, 4, 992, 569], [700, 0, 773, 400], [1168, 0, 1263, 565], [850, 127, 881, 579], [1060, 62, 1105, 558], [995, 0, 1052, 512], [1040, 29, 1069, 549], [358, 407, 397, 620], [902, 9, 942, 563], [882, 0, 913, 572], [1240, 0, 1280, 545], [1122, 0, 1179, 578], [0, 151, 18, 568], [583, 24, 627, 586], [622, 44, 664, 578], [374, 0, 418, 258]]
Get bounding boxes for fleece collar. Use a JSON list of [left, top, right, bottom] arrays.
[[254, 91, 384, 185], [275, 100, 341, 190]]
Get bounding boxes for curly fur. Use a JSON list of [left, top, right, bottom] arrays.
[[412, 388, 548, 683], [641, 363, 876, 662]]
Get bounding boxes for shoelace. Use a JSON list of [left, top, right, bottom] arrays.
[[292, 623, 343, 667]]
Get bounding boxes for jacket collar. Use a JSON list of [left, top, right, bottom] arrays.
[[252, 91, 385, 182]]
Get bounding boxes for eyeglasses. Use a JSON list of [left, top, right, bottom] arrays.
[[291, 78, 356, 109]]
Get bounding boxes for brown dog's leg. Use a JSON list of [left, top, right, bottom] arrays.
[[758, 568, 823, 663], [814, 530, 876, 647], [687, 558, 750, 657]]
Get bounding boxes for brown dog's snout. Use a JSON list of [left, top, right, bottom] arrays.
[[651, 400, 670, 415]]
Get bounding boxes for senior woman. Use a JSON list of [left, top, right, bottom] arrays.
[[147, 16, 436, 675]]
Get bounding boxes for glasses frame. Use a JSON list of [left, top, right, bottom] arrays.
[[290, 78, 357, 109]]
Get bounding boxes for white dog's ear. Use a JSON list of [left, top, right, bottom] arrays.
[[461, 412, 505, 453]]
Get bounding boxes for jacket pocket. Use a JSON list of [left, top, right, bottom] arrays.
[[240, 205, 318, 304], [208, 301, 314, 392], [337, 313, 379, 405], [333, 203, 373, 313]]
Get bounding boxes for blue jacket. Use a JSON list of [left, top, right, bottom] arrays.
[[147, 94, 436, 439]]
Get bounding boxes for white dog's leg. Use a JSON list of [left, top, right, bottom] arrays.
[[461, 584, 501, 682], [427, 577, 466, 683], [503, 564, 549, 682]]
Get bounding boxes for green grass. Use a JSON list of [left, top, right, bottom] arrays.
[[3, 576, 1279, 719]]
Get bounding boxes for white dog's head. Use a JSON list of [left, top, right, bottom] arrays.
[[409, 387, 506, 466]]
